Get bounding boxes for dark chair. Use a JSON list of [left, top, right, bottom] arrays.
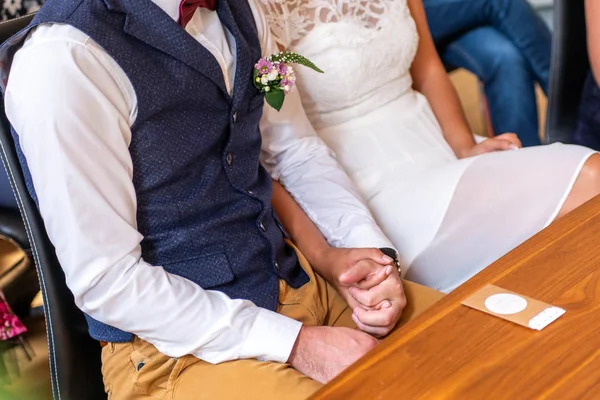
[[0, 14, 40, 320], [545, 0, 589, 144], [0, 14, 106, 400]]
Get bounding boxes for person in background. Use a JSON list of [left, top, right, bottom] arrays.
[[1, 0, 43, 21], [574, 0, 600, 151], [423, 0, 552, 147]]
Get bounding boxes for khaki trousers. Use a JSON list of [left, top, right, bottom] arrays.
[[101, 248, 444, 400]]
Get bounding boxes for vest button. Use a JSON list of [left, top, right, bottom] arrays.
[[226, 152, 234, 166], [274, 261, 280, 270], [259, 221, 266, 232], [232, 111, 239, 124]]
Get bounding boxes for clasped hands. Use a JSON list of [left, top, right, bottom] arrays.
[[315, 247, 407, 337], [286, 247, 407, 384]]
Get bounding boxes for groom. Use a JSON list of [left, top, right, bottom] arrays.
[[2, 0, 442, 398]]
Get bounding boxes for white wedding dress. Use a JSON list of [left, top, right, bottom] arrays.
[[260, 0, 596, 292]]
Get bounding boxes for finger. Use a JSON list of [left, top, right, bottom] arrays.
[[496, 133, 522, 148], [484, 138, 517, 152], [348, 284, 386, 308], [357, 300, 393, 311], [339, 260, 389, 286], [353, 265, 393, 290], [375, 300, 393, 310], [351, 273, 406, 308], [353, 305, 398, 328], [348, 248, 394, 265], [351, 312, 391, 337]]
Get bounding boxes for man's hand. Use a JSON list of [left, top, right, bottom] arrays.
[[287, 326, 378, 384], [461, 133, 522, 158]]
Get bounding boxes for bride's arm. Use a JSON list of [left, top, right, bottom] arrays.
[[270, 179, 391, 285], [407, 0, 477, 158], [586, 0, 600, 85], [271, 179, 330, 279]]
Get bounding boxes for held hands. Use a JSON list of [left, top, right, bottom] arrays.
[[288, 248, 406, 384], [314, 248, 407, 337], [343, 266, 406, 337], [462, 133, 522, 158]]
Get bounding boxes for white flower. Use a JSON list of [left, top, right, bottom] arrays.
[[260, 75, 270, 85], [267, 69, 278, 81]]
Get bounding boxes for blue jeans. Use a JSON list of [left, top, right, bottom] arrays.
[[423, 0, 552, 147]]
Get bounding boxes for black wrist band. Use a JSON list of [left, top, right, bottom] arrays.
[[379, 247, 401, 273]]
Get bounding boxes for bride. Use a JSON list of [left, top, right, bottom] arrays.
[[261, 0, 600, 292]]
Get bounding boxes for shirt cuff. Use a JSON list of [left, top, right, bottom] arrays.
[[341, 222, 395, 250], [240, 308, 302, 364]]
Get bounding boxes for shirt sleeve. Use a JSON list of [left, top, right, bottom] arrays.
[[4, 24, 300, 364], [250, 4, 394, 249]]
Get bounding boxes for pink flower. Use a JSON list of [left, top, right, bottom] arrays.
[[0, 295, 27, 340], [253, 51, 322, 111], [276, 62, 288, 76], [280, 78, 295, 94], [254, 58, 272, 76]]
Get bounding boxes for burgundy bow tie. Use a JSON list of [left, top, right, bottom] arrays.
[[179, 0, 217, 28]]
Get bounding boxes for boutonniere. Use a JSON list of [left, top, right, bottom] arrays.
[[253, 52, 323, 111]]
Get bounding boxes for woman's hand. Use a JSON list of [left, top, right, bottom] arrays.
[[459, 133, 522, 158], [311, 247, 393, 289]]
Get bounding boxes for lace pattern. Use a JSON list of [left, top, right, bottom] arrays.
[[259, 0, 397, 49], [257, 0, 418, 129]]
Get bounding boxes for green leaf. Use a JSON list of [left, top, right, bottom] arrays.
[[271, 52, 324, 73], [265, 89, 285, 111]]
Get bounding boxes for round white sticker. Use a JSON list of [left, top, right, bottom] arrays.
[[484, 293, 528, 315]]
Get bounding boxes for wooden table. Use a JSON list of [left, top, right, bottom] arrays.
[[313, 195, 600, 399]]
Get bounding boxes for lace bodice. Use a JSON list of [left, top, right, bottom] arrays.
[[259, 0, 419, 128]]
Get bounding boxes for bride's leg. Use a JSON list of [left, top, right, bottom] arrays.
[[555, 153, 600, 219], [400, 147, 598, 292]]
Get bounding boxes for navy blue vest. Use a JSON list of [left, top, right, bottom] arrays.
[[1, 0, 308, 342]]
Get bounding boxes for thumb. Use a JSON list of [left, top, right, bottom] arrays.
[[348, 248, 394, 265], [338, 248, 392, 285], [339, 259, 390, 286]]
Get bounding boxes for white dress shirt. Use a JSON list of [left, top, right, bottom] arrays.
[[4, 0, 393, 364]]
